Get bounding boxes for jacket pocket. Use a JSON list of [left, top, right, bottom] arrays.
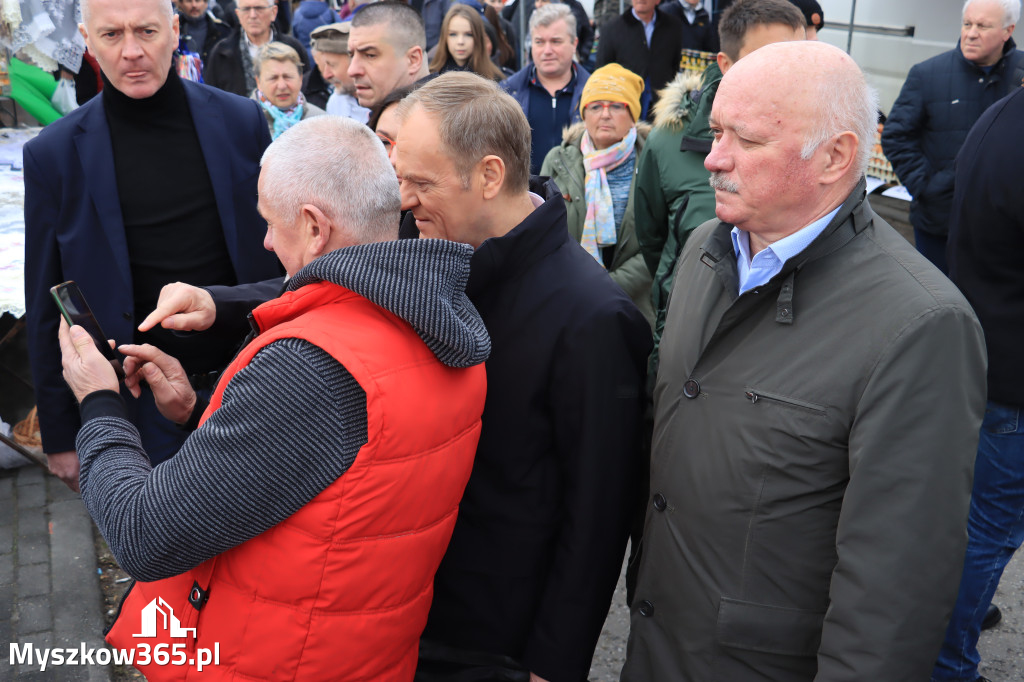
[[744, 389, 827, 416], [716, 596, 824, 657]]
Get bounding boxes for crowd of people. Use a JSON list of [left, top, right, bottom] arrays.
[[20, 0, 1024, 680]]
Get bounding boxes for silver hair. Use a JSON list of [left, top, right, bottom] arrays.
[[259, 117, 400, 243], [81, 0, 175, 24], [254, 41, 303, 78], [800, 70, 879, 180], [529, 3, 577, 37], [963, 0, 1021, 27]]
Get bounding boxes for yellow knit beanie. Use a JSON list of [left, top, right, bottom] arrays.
[[579, 64, 645, 122]]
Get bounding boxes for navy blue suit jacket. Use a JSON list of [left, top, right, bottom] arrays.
[[24, 79, 282, 454]]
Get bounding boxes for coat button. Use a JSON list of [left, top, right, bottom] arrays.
[[122, 311, 132, 320], [682, 379, 700, 398], [653, 493, 667, 511], [638, 600, 655, 617]]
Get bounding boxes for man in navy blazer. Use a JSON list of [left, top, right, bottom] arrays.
[[23, 0, 281, 491]]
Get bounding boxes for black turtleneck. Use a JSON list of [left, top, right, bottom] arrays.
[[103, 69, 238, 374]]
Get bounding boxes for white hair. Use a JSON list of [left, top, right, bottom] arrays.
[[81, 0, 175, 25], [800, 70, 879, 180], [963, 0, 1021, 27], [260, 117, 400, 243], [529, 3, 576, 37]]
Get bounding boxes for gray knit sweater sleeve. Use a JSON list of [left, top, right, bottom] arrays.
[[76, 337, 367, 582]]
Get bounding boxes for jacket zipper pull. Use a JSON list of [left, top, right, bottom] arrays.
[[247, 312, 260, 336], [551, 95, 556, 110], [745, 391, 758, 404]]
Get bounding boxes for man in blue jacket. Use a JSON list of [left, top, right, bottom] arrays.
[[881, 0, 1023, 274], [500, 3, 589, 174], [23, 0, 281, 491]]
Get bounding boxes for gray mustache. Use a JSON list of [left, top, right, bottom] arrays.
[[709, 173, 739, 193]]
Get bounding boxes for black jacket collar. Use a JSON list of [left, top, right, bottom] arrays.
[[467, 177, 567, 298]]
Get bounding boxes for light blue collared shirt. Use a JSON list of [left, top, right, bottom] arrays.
[[632, 8, 656, 45], [680, 0, 697, 24], [730, 207, 841, 295]]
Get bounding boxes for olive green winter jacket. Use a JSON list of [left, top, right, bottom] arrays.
[[623, 180, 987, 682], [633, 63, 721, 365], [541, 121, 654, 328]]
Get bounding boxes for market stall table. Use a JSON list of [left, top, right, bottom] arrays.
[[0, 127, 46, 468]]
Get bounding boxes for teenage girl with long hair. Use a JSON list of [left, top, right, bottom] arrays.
[[429, 4, 505, 81]]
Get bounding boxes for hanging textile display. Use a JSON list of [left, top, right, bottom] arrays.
[[2, 0, 85, 74]]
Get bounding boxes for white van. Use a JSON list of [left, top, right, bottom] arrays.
[[819, 0, 969, 113]]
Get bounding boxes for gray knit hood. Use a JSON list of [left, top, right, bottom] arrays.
[[287, 238, 491, 368]]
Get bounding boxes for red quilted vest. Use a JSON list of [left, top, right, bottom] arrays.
[[106, 281, 486, 680]]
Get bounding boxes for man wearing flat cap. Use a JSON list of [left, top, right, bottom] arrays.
[[307, 22, 371, 122]]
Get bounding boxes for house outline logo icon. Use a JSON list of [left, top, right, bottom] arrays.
[[133, 597, 197, 638]]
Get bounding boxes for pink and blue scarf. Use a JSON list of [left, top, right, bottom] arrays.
[[580, 125, 637, 264]]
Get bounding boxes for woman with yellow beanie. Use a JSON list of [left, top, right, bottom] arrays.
[[541, 63, 653, 327]]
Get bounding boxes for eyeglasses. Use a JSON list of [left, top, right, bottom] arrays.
[[376, 132, 396, 152], [237, 5, 275, 14], [583, 101, 629, 115]]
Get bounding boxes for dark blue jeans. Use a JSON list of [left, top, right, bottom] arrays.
[[932, 401, 1024, 681]]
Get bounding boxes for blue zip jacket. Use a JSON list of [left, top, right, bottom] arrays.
[[881, 38, 1024, 236]]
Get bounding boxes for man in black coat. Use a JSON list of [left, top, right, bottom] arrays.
[[932, 82, 1024, 682], [596, 0, 684, 118], [881, 0, 1023, 274], [204, 0, 308, 97], [213, 0, 291, 33], [139, 71, 652, 682], [396, 73, 650, 682], [660, 0, 718, 52], [177, 0, 231, 65]]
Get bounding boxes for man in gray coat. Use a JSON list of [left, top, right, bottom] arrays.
[[622, 41, 988, 681]]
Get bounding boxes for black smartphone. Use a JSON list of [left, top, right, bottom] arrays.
[[50, 281, 125, 381]]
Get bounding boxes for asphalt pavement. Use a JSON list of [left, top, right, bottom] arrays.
[[1, 464, 110, 681]]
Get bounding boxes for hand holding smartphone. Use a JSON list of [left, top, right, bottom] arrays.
[[50, 281, 126, 381]]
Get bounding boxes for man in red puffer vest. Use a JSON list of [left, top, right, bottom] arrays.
[[57, 115, 490, 680]]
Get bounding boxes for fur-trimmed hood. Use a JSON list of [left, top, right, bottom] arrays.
[[651, 71, 704, 131], [558, 120, 652, 146]]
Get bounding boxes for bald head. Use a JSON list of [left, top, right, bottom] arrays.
[[723, 41, 876, 181], [705, 42, 877, 243]]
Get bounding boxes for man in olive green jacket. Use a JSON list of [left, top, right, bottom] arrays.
[[623, 41, 986, 682], [541, 121, 653, 326]]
